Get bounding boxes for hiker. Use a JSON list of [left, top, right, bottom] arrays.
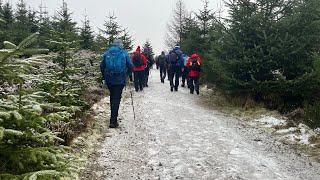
[[168, 45, 184, 91], [100, 39, 134, 128], [165, 52, 171, 81], [142, 48, 154, 87], [186, 52, 202, 95], [131, 46, 147, 92], [155, 55, 159, 69], [157, 51, 167, 83], [181, 53, 189, 88]]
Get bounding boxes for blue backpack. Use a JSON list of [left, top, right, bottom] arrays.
[[105, 48, 127, 76]]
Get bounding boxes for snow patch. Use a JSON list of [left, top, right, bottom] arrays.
[[256, 116, 286, 128]]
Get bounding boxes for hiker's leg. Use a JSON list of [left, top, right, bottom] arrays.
[[159, 65, 163, 80], [139, 71, 144, 90], [195, 76, 200, 94], [144, 69, 149, 86], [169, 68, 174, 88], [181, 68, 186, 86], [134, 71, 139, 91], [107, 86, 116, 124], [175, 68, 181, 90], [190, 76, 195, 93], [110, 85, 124, 124]]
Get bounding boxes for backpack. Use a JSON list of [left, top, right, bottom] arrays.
[[158, 55, 166, 66], [170, 51, 178, 64], [190, 58, 201, 71], [105, 49, 126, 76], [133, 53, 142, 68]]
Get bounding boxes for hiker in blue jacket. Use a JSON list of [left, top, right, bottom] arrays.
[[168, 44, 184, 91], [100, 39, 134, 128]]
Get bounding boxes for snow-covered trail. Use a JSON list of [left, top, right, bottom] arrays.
[[82, 69, 320, 180]]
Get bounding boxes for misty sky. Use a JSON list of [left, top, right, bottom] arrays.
[[11, 0, 224, 54]]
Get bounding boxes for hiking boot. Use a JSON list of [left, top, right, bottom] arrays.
[[145, 84, 149, 87], [109, 123, 117, 128], [174, 88, 178, 91], [196, 90, 199, 95], [181, 84, 185, 87], [170, 87, 173, 91], [135, 89, 139, 92], [190, 91, 194, 94]]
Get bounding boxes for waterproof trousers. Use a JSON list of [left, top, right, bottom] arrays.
[[134, 70, 145, 91], [107, 85, 124, 125], [169, 66, 181, 90], [189, 76, 200, 93]]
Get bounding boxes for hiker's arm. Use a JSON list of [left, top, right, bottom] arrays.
[[125, 52, 134, 74], [100, 54, 106, 78], [186, 58, 191, 68], [142, 55, 148, 66]]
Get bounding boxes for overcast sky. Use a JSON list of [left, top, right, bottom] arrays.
[[10, 0, 224, 54]]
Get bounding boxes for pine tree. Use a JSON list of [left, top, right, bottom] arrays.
[[121, 28, 134, 52], [206, 0, 320, 110], [99, 13, 122, 48], [37, 3, 51, 48], [12, 0, 30, 44], [80, 14, 94, 50], [165, 0, 189, 48], [0, 33, 77, 179], [143, 40, 155, 57], [51, 0, 79, 46], [0, 2, 14, 46]]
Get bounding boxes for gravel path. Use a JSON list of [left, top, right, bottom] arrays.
[[81, 69, 320, 180]]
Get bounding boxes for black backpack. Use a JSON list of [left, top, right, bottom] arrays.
[[158, 55, 166, 66], [170, 51, 178, 64], [133, 53, 142, 68], [191, 58, 201, 71]]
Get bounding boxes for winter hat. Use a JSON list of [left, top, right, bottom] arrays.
[[143, 47, 149, 54], [136, 46, 141, 53], [111, 39, 123, 47], [175, 44, 180, 49]]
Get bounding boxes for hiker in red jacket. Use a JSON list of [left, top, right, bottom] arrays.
[[131, 46, 148, 92], [186, 53, 202, 95]]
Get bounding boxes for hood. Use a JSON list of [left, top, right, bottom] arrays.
[[191, 53, 199, 58]]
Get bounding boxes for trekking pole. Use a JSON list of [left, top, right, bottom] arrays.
[[128, 83, 136, 121]]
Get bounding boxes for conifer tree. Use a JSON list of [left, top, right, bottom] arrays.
[[143, 40, 155, 57], [0, 33, 77, 179], [165, 0, 189, 48], [80, 14, 94, 50], [99, 13, 122, 48], [38, 3, 51, 48], [121, 28, 134, 52], [12, 0, 30, 44], [0, 2, 14, 46], [51, 0, 79, 45]]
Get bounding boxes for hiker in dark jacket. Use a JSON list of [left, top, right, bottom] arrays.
[[157, 51, 167, 83], [168, 45, 184, 91], [186, 53, 202, 95], [142, 48, 154, 87], [131, 46, 148, 92], [100, 39, 134, 128]]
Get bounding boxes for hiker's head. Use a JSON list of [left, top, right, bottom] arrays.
[[143, 48, 149, 54], [174, 44, 180, 49], [111, 39, 123, 48], [161, 51, 165, 55], [136, 46, 141, 53]]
